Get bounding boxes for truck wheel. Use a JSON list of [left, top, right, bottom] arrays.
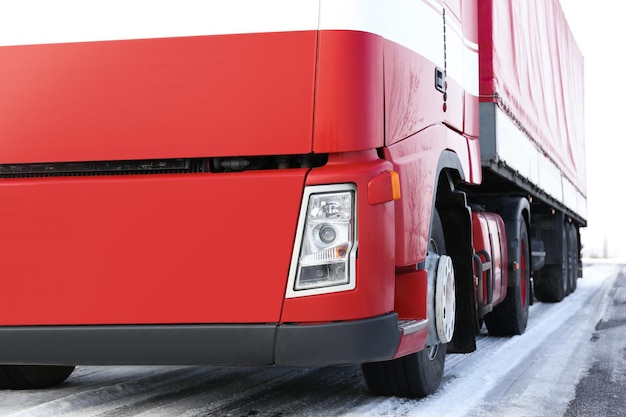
[[566, 222, 578, 294], [534, 265, 567, 302], [361, 209, 448, 398], [534, 224, 568, 302], [484, 218, 530, 336], [362, 344, 445, 398], [0, 365, 75, 389]]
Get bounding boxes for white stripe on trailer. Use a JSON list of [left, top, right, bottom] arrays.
[[494, 106, 586, 217]]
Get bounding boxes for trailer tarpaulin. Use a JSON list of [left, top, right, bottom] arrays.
[[478, 0, 586, 197]]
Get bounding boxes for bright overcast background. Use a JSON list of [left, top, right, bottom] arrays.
[[559, 0, 626, 258]]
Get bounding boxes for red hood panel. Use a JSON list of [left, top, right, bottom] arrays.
[[0, 171, 306, 325], [0, 32, 317, 163]]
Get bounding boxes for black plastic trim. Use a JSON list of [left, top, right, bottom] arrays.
[[0, 325, 277, 366], [0, 314, 401, 366], [275, 313, 401, 366], [0, 154, 329, 178]]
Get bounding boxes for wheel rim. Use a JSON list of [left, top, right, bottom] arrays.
[[435, 255, 455, 343], [426, 344, 439, 361]]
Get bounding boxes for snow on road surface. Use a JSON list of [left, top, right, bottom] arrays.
[[0, 261, 621, 417]]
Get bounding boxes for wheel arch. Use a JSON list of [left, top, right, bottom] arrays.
[[389, 146, 478, 353], [431, 152, 477, 354]]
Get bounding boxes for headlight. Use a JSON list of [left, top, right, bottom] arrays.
[[286, 184, 357, 297], [314, 224, 338, 245]]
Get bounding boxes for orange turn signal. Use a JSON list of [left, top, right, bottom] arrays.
[[368, 170, 401, 205]]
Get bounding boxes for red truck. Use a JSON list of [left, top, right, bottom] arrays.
[[0, 0, 585, 397]]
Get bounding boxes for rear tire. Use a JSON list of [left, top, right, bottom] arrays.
[[0, 365, 75, 389], [361, 209, 448, 398], [534, 222, 568, 302], [566, 222, 578, 294], [484, 217, 530, 336]]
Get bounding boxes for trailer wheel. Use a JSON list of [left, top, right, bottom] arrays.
[[361, 209, 447, 398], [484, 218, 530, 336], [534, 223, 568, 302], [0, 365, 75, 389], [566, 222, 578, 294]]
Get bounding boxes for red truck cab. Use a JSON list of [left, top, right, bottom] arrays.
[[0, 0, 584, 398]]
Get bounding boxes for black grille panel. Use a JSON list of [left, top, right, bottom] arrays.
[[0, 159, 207, 178], [0, 154, 327, 178]]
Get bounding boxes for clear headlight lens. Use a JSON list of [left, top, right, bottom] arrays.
[[290, 185, 357, 294]]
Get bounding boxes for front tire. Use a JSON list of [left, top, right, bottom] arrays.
[[362, 344, 445, 398], [0, 365, 75, 389], [362, 209, 449, 398]]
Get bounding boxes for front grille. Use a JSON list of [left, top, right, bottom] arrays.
[[0, 159, 207, 178], [0, 154, 328, 178]]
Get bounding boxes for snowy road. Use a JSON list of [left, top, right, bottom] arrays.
[[0, 261, 622, 417]]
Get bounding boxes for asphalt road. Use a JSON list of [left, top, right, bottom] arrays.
[[565, 266, 626, 417]]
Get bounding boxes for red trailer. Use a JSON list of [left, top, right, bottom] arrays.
[[0, 0, 585, 397]]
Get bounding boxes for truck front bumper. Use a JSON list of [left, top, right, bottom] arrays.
[[0, 313, 401, 366]]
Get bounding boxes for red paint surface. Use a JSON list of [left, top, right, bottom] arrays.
[[0, 172, 305, 325], [384, 125, 472, 267], [280, 151, 396, 323], [313, 31, 385, 153], [395, 269, 428, 320], [393, 328, 428, 359], [0, 22, 481, 330], [0, 32, 317, 163], [384, 40, 445, 146], [471, 211, 508, 308]]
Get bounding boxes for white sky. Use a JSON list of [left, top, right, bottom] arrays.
[[559, 0, 626, 258]]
